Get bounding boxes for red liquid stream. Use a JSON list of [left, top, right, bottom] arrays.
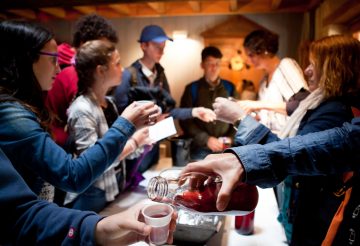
[[174, 182, 258, 213]]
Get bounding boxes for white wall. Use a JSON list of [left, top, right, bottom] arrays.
[[41, 13, 304, 104]]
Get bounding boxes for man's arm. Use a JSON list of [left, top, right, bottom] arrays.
[[182, 117, 360, 211], [230, 117, 360, 188]]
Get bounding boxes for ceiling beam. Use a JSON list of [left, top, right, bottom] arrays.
[[108, 4, 131, 15], [6, 9, 37, 19], [0, 0, 219, 9], [147, 2, 166, 14], [73, 6, 97, 15], [229, 0, 238, 12], [323, 0, 360, 26], [188, 1, 201, 12], [0, 13, 8, 19], [40, 7, 66, 18], [271, 0, 282, 10]]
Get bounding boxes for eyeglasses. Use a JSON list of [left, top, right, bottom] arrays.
[[38, 51, 59, 66]]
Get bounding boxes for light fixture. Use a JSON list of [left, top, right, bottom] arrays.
[[173, 30, 188, 40]]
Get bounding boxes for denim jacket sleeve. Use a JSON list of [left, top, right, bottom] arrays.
[[234, 115, 280, 146], [0, 102, 135, 193], [227, 117, 360, 188], [0, 148, 100, 246]]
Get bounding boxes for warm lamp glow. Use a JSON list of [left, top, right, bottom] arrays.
[[173, 30, 188, 40]]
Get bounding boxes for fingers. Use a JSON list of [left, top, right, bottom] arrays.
[[125, 220, 151, 236], [181, 159, 215, 177], [216, 180, 234, 211]]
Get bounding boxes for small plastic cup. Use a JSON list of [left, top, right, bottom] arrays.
[[136, 100, 162, 114], [235, 210, 255, 235], [142, 203, 174, 245]]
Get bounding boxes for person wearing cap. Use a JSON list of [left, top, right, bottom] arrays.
[[113, 25, 216, 172], [179, 46, 239, 160]]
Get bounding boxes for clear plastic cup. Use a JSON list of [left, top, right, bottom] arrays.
[[136, 100, 162, 114], [142, 203, 174, 245]]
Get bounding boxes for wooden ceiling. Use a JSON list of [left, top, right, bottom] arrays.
[[0, 0, 322, 21]]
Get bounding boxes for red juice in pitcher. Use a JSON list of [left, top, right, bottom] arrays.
[[147, 168, 258, 215]]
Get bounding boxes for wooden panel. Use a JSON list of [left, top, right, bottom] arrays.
[[73, 6, 97, 14], [6, 9, 36, 19], [108, 4, 131, 15], [188, 1, 201, 12], [323, 0, 360, 25], [147, 2, 166, 14], [40, 7, 66, 18]]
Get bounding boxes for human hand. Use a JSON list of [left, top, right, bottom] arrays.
[[213, 97, 245, 124], [192, 107, 216, 122], [121, 101, 161, 129], [181, 153, 244, 212], [95, 201, 178, 246], [237, 100, 262, 114], [132, 127, 152, 147], [207, 136, 223, 152]]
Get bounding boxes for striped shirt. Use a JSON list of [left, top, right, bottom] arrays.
[[258, 58, 308, 133]]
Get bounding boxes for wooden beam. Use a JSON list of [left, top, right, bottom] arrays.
[[0, 13, 8, 19], [323, 0, 360, 26], [188, 1, 201, 12], [271, 0, 282, 10], [229, 0, 238, 12], [108, 4, 131, 15], [40, 7, 66, 18], [6, 9, 37, 19], [73, 6, 97, 15], [1, 0, 214, 9], [147, 2, 166, 14]]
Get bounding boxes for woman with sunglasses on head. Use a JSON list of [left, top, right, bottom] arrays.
[[0, 20, 159, 201]]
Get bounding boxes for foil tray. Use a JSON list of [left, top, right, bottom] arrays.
[[173, 209, 224, 244]]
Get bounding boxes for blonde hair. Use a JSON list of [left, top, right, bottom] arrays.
[[310, 35, 360, 98]]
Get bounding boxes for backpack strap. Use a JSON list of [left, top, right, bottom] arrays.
[[127, 66, 138, 87], [191, 81, 200, 106], [322, 106, 360, 245], [223, 80, 235, 97]]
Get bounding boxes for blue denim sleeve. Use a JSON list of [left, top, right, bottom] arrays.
[[226, 118, 360, 188], [234, 116, 280, 146], [0, 102, 135, 193], [169, 107, 193, 120], [0, 148, 101, 245]]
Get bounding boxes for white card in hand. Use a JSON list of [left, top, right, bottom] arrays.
[[149, 116, 177, 142]]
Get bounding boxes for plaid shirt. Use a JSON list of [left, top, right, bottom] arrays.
[[65, 94, 121, 204]]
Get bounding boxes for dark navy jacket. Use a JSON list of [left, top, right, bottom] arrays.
[[0, 148, 100, 245]]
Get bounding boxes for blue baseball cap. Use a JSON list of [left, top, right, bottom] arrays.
[[138, 25, 173, 43]]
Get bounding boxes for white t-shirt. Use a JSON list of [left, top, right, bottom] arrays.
[[258, 58, 307, 133]]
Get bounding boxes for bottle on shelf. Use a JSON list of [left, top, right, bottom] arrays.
[[147, 168, 258, 215]]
